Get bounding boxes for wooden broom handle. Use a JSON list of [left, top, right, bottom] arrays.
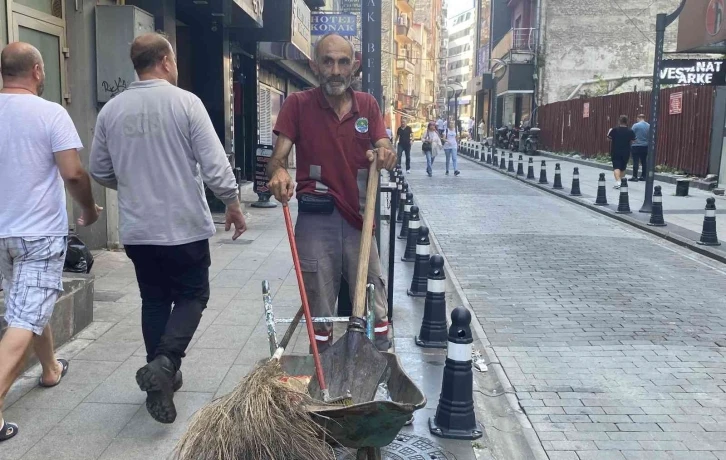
[[352, 159, 380, 319]]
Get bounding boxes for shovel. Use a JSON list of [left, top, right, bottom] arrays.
[[309, 159, 389, 405]]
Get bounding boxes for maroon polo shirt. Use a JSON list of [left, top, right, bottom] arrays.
[[273, 87, 388, 230]]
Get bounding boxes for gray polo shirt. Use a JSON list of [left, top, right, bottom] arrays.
[[90, 79, 238, 246]]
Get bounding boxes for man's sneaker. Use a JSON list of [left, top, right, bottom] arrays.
[[629, 177, 639, 182], [454, 170, 461, 176], [446, 171, 450, 175], [406, 169, 411, 174], [173, 370, 183, 392], [136, 355, 177, 424], [639, 176, 646, 181], [613, 184, 621, 189]]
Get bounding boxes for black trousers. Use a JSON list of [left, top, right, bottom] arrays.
[[631, 145, 648, 178], [125, 239, 211, 372], [397, 143, 411, 170]]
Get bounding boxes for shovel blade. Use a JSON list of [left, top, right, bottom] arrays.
[[309, 330, 388, 405]]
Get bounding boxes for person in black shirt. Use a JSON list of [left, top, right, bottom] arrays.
[[607, 115, 636, 189], [395, 119, 413, 173]]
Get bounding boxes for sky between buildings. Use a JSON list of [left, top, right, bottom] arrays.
[[448, 0, 475, 18]]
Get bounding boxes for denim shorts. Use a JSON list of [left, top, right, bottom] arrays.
[[0, 236, 66, 335]]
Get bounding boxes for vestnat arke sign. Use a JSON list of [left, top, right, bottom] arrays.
[[659, 59, 726, 85]]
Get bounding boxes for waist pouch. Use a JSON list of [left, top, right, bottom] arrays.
[[298, 193, 335, 214]]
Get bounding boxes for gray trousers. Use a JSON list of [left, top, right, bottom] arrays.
[[295, 208, 389, 348]]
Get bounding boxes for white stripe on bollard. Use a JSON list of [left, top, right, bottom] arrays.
[[574, 174, 579, 179], [405, 204, 412, 212], [599, 181, 605, 185], [621, 187, 628, 193], [409, 220, 421, 229], [416, 244, 430, 256], [428, 278, 445, 293], [447, 342, 472, 362], [653, 196, 662, 203], [707, 209, 716, 218]]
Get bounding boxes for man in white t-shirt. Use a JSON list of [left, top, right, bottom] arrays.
[[0, 42, 101, 442]]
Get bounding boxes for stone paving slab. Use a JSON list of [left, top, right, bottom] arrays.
[[404, 144, 726, 460]]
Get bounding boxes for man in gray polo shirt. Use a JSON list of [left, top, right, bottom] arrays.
[[90, 33, 246, 424], [631, 114, 650, 181]]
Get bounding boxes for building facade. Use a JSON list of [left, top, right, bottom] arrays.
[[446, 7, 475, 125]]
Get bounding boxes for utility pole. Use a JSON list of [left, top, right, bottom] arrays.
[[639, 0, 686, 213]]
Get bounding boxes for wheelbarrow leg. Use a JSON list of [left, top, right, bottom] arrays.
[[355, 447, 381, 460]]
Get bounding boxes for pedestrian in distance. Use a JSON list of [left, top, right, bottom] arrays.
[[0, 42, 103, 442], [89, 33, 247, 424], [396, 118, 413, 174], [630, 114, 650, 182], [443, 120, 461, 176], [422, 121, 443, 177], [385, 125, 392, 143], [478, 118, 486, 142], [436, 116, 446, 137], [607, 115, 635, 189], [267, 33, 397, 353]]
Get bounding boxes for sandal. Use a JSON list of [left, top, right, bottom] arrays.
[[0, 420, 19, 442], [38, 359, 69, 388]]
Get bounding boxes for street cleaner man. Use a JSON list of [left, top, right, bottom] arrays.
[[268, 33, 397, 352]]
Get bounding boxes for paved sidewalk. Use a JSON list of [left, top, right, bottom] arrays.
[[405, 143, 726, 460], [1, 186, 488, 460]]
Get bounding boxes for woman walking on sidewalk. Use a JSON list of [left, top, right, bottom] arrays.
[[443, 120, 461, 176], [422, 122, 442, 177]]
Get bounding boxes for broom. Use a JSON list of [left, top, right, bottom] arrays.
[[174, 302, 335, 460]]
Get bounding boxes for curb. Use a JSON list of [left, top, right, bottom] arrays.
[[535, 150, 716, 192], [459, 153, 726, 266], [412, 194, 550, 460]]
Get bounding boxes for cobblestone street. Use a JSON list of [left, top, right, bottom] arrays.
[[405, 143, 726, 460]]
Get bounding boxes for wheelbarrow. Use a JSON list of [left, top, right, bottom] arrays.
[[261, 282, 427, 459]]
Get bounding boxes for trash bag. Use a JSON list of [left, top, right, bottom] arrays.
[[63, 235, 94, 274]]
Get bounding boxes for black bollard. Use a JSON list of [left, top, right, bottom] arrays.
[[429, 306, 483, 440], [397, 181, 406, 223], [516, 155, 524, 176], [616, 178, 632, 214], [486, 150, 492, 164], [538, 160, 548, 184], [492, 151, 498, 168], [595, 173, 608, 205], [648, 185, 666, 227], [499, 155, 506, 169], [570, 167, 582, 196], [507, 153, 515, 173], [698, 197, 721, 246], [398, 191, 413, 239], [416, 255, 448, 348], [408, 226, 431, 297], [402, 206, 421, 261], [526, 158, 535, 180], [553, 163, 563, 189]]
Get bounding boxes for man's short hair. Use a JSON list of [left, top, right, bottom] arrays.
[[130, 33, 172, 73], [619, 115, 629, 125], [0, 45, 41, 79], [314, 33, 355, 61], [637, 114, 646, 120]]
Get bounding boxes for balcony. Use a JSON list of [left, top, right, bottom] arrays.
[[396, 0, 414, 14], [396, 58, 415, 75], [395, 16, 413, 43], [397, 92, 416, 110], [492, 28, 537, 62]]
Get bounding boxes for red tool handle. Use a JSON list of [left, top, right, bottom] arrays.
[[283, 204, 327, 392]]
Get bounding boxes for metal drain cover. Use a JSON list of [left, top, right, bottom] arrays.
[[335, 434, 456, 459]]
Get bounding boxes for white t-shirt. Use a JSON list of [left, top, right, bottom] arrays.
[[0, 94, 83, 238], [443, 128, 458, 149], [436, 119, 445, 130]]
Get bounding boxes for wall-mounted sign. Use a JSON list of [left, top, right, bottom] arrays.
[[254, 144, 274, 194], [291, 0, 312, 59], [677, 0, 726, 52], [341, 0, 361, 13], [659, 59, 726, 85], [669, 92, 683, 115], [311, 13, 357, 36], [583, 102, 590, 118]]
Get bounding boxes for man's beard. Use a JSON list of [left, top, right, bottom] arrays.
[[321, 76, 350, 96], [36, 82, 45, 97]]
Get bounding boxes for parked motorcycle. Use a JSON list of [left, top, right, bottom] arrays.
[[508, 125, 522, 152], [496, 126, 510, 149], [524, 127, 540, 155]]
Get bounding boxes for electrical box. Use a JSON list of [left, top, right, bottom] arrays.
[[95, 5, 155, 104]]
